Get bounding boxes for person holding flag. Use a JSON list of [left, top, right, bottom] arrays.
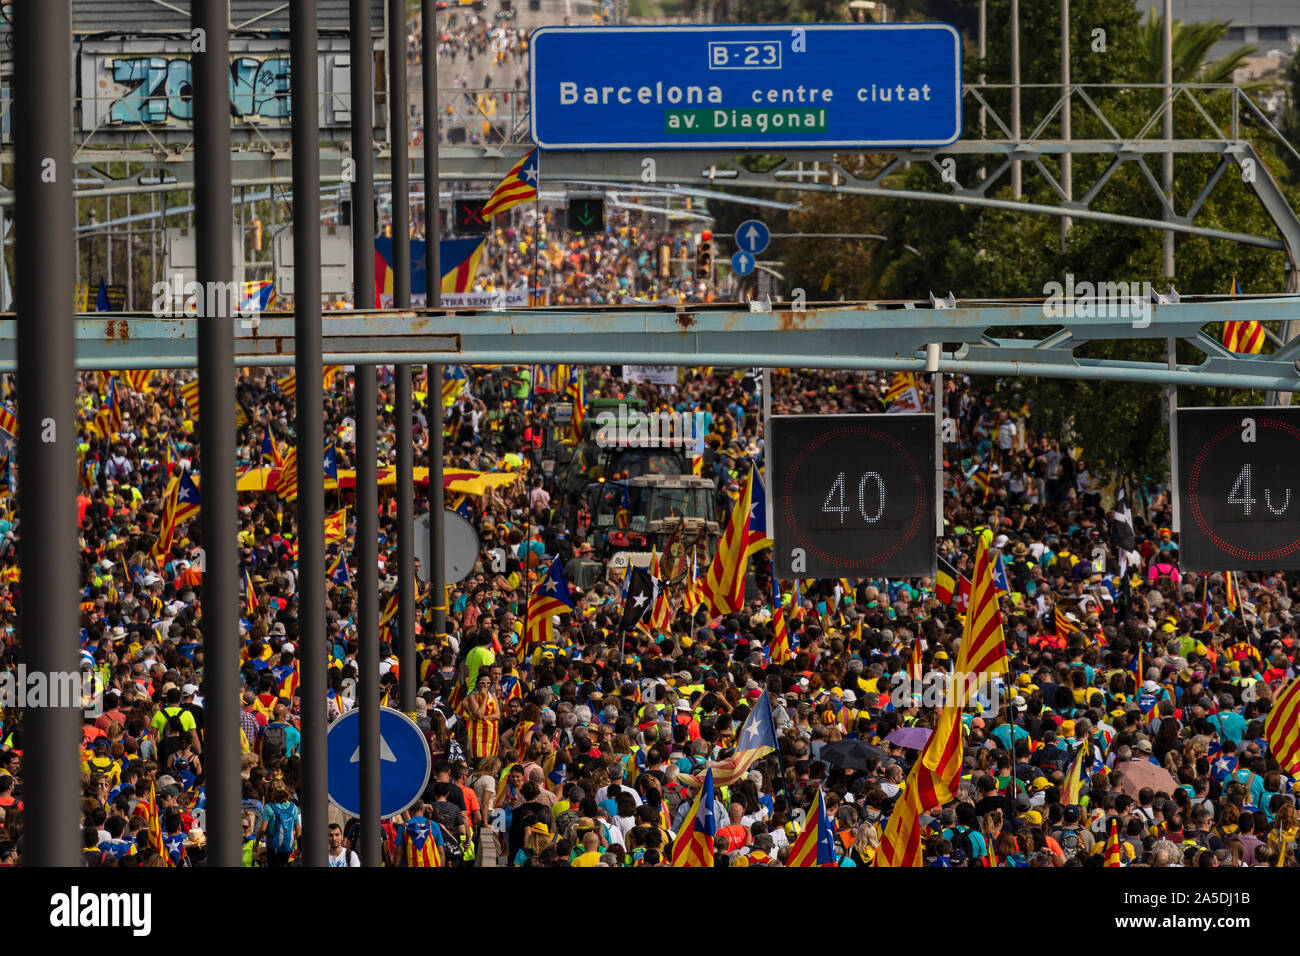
[[788, 787, 837, 867], [671, 767, 716, 867]]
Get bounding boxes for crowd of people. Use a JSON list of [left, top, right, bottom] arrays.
[[0, 348, 1297, 870], [473, 218, 717, 305]]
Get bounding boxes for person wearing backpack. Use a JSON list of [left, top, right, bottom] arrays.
[[257, 781, 301, 867], [1050, 805, 1095, 861], [260, 703, 301, 764], [150, 687, 201, 754], [940, 805, 987, 867]]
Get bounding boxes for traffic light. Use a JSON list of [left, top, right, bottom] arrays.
[[566, 196, 605, 235], [695, 231, 713, 280], [453, 198, 490, 236]]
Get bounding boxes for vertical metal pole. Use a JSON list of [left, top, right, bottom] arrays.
[[1162, 0, 1174, 283], [1060, 0, 1071, 244], [390, 0, 417, 715], [192, 0, 240, 867], [761, 367, 774, 544], [291, 0, 328, 869], [933, 369, 944, 538], [126, 190, 134, 310], [1162, 0, 1178, 531], [1010, 0, 1021, 199], [351, 0, 382, 867], [14, 0, 78, 868], [977, 0, 986, 182], [423, 0, 446, 647]]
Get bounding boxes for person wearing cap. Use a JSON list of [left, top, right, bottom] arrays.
[[673, 697, 700, 742]]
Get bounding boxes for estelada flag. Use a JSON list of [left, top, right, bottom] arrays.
[[701, 466, 757, 617], [671, 767, 715, 867], [480, 147, 539, 219]]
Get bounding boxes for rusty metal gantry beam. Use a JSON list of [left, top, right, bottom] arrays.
[[3, 294, 1299, 390]]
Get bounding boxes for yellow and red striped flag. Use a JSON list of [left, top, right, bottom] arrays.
[[276, 447, 299, 502], [480, 147, 539, 219], [1104, 817, 1123, 867], [700, 466, 756, 618], [325, 507, 347, 543], [150, 479, 181, 559], [787, 786, 836, 867], [322, 365, 343, 389], [404, 822, 444, 867], [953, 539, 1008, 702], [1225, 570, 1240, 613], [671, 767, 715, 867], [1055, 605, 1082, 644], [876, 702, 964, 867], [277, 371, 297, 399], [521, 556, 573, 657], [120, 369, 154, 393], [769, 603, 792, 664], [906, 701, 964, 813], [180, 379, 200, 420], [1063, 739, 1088, 805], [647, 550, 673, 633], [243, 569, 259, 617], [907, 639, 924, 686], [682, 552, 702, 615], [875, 789, 924, 867], [1265, 676, 1300, 774], [1223, 277, 1264, 354]]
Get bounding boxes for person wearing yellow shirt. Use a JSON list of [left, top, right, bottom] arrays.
[[570, 830, 604, 867]]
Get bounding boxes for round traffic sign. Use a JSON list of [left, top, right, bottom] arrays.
[[735, 219, 770, 255], [413, 509, 481, 583], [327, 707, 431, 818], [731, 250, 756, 276]]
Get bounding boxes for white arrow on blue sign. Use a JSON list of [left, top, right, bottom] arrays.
[[731, 250, 755, 276], [735, 219, 769, 255], [327, 707, 431, 818]]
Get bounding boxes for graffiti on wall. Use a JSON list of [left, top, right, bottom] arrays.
[[99, 55, 292, 125]]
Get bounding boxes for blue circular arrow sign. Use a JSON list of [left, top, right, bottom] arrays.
[[731, 250, 756, 276], [734, 219, 770, 255], [327, 707, 431, 818]]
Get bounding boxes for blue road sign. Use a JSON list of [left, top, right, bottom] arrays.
[[731, 250, 756, 276], [327, 707, 431, 818], [530, 23, 961, 150], [735, 219, 770, 255]]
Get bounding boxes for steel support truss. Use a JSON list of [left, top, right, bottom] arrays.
[[10, 294, 1299, 391], [9, 83, 1300, 274]]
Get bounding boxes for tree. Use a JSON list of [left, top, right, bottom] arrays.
[[1135, 11, 1257, 84], [782, 0, 1294, 482]]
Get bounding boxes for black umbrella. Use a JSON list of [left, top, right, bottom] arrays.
[[819, 739, 888, 771]]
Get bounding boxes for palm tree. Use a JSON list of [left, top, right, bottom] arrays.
[[1136, 10, 1258, 85]]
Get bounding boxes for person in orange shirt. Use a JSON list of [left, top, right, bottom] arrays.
[[716, 803, 749, 853]]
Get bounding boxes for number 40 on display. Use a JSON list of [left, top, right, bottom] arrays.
[[823, 471, 886, 524]]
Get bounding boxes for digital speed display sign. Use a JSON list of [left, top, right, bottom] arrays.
[[1176, 406, 1300, 571], [771, 414, 936, 579]]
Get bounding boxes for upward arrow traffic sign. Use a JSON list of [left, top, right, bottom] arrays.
[[735, 219, 769, 255], [327, 707, 430, 818]]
